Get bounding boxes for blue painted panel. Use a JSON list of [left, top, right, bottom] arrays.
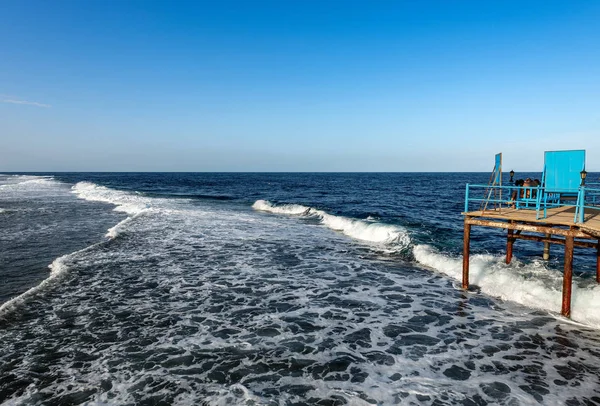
[[494, 153, 502, 184], [544, 150, 585, 192]]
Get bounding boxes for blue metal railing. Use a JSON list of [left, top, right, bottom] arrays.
[[464, 183, 600, 223], [575, 186, 600, 223]]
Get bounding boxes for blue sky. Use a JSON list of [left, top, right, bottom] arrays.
[[1, 0, 599, 171]]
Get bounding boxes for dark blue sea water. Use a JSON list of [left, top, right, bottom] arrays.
[[1, 173, 599, 405]]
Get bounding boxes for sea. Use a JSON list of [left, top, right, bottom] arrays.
[[1, 172, 599, 406]]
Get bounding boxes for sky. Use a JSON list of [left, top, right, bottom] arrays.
[[1, 0, 599, 172]]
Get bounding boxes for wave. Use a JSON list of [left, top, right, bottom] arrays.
[[72, 182, 149, 216], [253, 200, 411, 248], [18, 178, 55, 185], [0, 175, 56, 189], [0, 182, 148, 317], [252, 200, 311, 215], [72, 182, 153, 239], [163, 193, 234, 201], [0, 249, 83, 319], [253, 199, 600, 328], [414, 245, 600, 328], [105, 216, 137, 239]]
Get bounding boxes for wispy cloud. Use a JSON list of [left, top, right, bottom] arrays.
[[1, 95, 51, 108]]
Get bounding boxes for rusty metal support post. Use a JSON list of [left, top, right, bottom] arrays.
[[543, 233, 550, 261], [462, 219, 471, 290], [596, 240, 600, 284], [506, 227, 514, 264], [561, 235, 574, 318]]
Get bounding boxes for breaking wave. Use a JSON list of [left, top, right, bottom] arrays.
[[253, 199, 411, 248], [0, 180, 140, 317], [72, 182, 153, 238], [72, 181, 149, 216], [413, 245, 600, 329], [1, 181, 154, 317], [0, 175, 56, 190], [253, 200, 600, 329], [0, 243, 96, 319], [4, 181, 600, 329]]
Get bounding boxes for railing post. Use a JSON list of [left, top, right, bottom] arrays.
[[579, 187, 585, 223], [464, 184, 470, 213], [574, 189, 580, 223], [535, 186, 542, 219]]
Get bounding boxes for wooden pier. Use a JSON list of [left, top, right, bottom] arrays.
[[462, 206, 600, 318]]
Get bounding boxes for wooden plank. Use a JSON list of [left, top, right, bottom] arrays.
[[463, 206, 600, 236], [581, 226, 600, 238], [465, 218, 594, 239], [465, 205, 600, 220]]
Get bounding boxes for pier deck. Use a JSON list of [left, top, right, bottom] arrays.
[[461, 206, 600, 318], [461, 149, 599, 318], [463, 206, 600, 237]]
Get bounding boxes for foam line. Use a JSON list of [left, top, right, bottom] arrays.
[[253, 200, 411, 247], [0, 176, 55, 189], [18, 178, 54, 185]]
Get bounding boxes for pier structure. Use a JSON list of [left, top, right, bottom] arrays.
[[462, 150, 600, 318]]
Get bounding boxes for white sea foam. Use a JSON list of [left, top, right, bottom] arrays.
[[413, 244, 600, 328], [253, 200, 411, 247]]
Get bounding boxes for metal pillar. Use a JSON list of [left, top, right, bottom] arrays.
[[561, 235, 574, 318], [596, 240, 600, 283], [506, 228, 514, 264], [462, 219, 471, 290], [543, 233, 550, 260]]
